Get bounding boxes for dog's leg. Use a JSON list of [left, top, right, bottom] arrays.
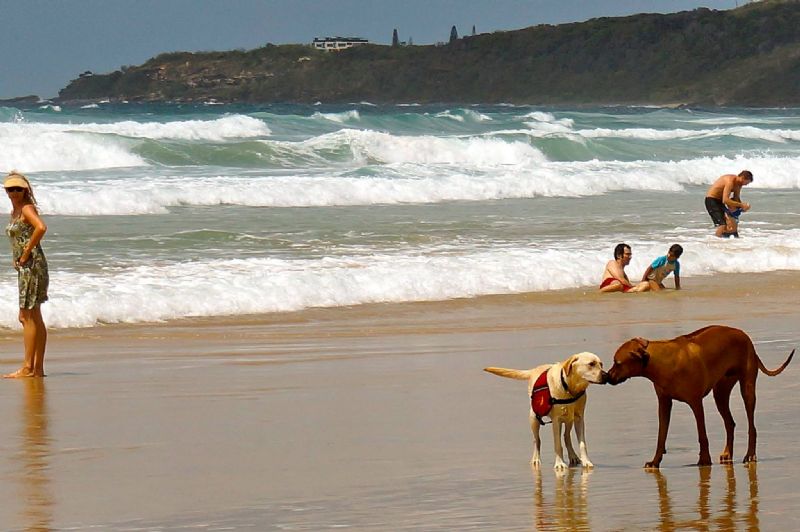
[[530, 414, 542, 467], [574, 415, 594, 468], [563, 420, 580, 467], [645, 394, 673, 468], [551, 418, 568, 470], [740, 378, 758, 463], [713, 377, 737, 463], [689, 399, 712, 466]]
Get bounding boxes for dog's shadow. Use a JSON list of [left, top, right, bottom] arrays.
[[649, 465, 759, 531], [532, 466, 591, 531]]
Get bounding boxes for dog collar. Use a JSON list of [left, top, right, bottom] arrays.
[[560, 370, 573, 395], [552, 369, 585, 405]]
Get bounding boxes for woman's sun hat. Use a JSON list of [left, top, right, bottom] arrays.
[[4, 171, 30, 189]]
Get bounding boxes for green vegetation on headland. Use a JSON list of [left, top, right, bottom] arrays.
[[57, 1, 800, 107]]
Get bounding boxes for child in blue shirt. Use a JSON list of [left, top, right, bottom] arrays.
[[642, 244, 682, 291], [724, 206, 743, 238]]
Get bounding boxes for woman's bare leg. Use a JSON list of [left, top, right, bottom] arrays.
[[32, 306, 47, 376], [4, 308, 37, 378]]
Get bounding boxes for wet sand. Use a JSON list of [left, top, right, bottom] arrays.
[[0, 271, 799, 530]]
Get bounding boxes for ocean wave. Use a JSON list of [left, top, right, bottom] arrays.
[[0, 130, 146, 172], [30, 152, 800, 215], [0, 106, 25, 122], [555, 126, 800, 143], [0, 115, 271, 172], [433, 109, 493, 122], [520, 111, 575, 129], [6, 229, 798, 329], [0, 114, 269, 140], [304, 128, 544, 166], [312, 110, 361, 123]]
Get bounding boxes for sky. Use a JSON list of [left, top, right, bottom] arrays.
[[1, 0, 744, 99]]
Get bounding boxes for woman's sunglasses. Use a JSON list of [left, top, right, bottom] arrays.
[[5, 187, 25, 193]]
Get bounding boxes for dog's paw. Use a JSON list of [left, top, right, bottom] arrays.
[[719, 451, 733, 464], [644, 461, 660, 469], [530, 457, 541, 468], [553, 459, 568, 471], [582, 459, 594, 469], [743, 454, 758, 464], [697, 454, 712, 467], [569, 456, 582, 467]]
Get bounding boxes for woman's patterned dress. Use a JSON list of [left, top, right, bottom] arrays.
[[6, 216, 49, 309]]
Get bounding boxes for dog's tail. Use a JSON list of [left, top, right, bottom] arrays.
[[483, 367, 532, 380], [758, 349, 794, 376]]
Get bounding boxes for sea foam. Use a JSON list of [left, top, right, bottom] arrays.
[[0, 115, 271, 172], [0, 114, 270, 140], [6, 228, 798, 329], [31, 152, 800, 216]]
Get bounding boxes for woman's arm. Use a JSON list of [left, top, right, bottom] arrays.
[[19, 204, 47, 264]]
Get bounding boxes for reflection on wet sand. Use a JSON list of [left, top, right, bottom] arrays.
[[650, 465, 759, 531], [16, 378, 53, 532], [532, 466, 591, 531], [530, 465, 760, 531]]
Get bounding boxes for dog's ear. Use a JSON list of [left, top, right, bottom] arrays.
[[565, 355, 578, 375], [634, 337, 649, 348], [633, 347, 650, 367]]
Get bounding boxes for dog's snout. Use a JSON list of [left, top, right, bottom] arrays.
[[604, 369, 622, 385], [599, 371, 610, 384]]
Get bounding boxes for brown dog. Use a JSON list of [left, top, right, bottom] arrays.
[[605, 325, 794, 468]]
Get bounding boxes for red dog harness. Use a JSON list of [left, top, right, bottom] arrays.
[[531, 368, 586, 425]]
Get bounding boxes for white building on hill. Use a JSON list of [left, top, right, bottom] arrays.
[[312, 37, 369, 51]]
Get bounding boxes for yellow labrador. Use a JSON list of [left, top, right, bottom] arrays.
[[485, 352, 606, 470]]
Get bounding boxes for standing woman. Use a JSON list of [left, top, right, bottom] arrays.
[[3, 171, 49, 378]]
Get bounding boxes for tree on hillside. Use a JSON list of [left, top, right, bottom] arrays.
[[449, 25, 458, 43], [392, 29, 399, 47]]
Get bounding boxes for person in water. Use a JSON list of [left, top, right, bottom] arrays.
[[3, 171, 49, 378], [705, 170, 752, 237], [723, 202, 744, 238], [599, 243, 649, 293], [641, 244, 682, 291]]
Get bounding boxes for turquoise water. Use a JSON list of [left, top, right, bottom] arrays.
[[1, 102, 799, 328]]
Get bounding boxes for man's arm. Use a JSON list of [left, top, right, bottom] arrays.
[[609, 262, 632, 286], [723, 179, 748, 210]]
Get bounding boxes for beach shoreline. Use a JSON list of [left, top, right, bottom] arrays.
[[1, 269, 798, 529], [7, 268, 796, 348]]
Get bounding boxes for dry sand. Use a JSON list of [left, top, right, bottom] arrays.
[[0, 271, 798, 529]]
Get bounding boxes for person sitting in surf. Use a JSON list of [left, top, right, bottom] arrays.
[[599, 243, 649, 293]]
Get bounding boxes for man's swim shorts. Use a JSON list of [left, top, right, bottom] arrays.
[[705, 196, 726, 226]]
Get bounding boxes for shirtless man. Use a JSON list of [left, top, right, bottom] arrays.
[[705, 170, 753, 237], [599, 243, 649, 293]]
